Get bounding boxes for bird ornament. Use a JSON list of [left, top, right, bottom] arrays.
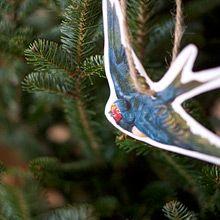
[[103, 0, 220, 164]]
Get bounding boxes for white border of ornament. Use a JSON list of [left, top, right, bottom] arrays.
[[103, 0, 220, 165]]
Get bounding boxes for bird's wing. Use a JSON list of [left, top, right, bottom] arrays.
[[103, 0, 153, 99], [154, 45, 220, 148], [154, 45, 220, 101]]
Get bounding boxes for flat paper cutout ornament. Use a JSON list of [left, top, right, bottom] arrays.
[[103, 0, 220, 165]]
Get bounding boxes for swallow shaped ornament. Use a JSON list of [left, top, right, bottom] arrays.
[[103, 0, 220, 164]]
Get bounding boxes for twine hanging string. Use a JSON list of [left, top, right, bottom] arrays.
[[171, 0, 184, 63], [120, 0, 183, 95], [120, 0, 156, 96]]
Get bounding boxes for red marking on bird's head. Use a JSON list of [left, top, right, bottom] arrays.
[[110, 104, 122, 124]]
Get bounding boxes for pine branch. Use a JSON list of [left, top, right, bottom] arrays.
[[159, 151, 204, 208], [163, 200, 197, 220], [127, 0, 140, 35], [76, 90, 101, 160], [61, 0, 102, 64], [0, 171, 48, 219], [81, 55, 105, 82], [148, 150, 205, 209], [9, 35, 30, 56], [199, 165, 220, 210], [38, 204, 98, 220], [12, 188, 30, 220], [116, 131, 152, 156], [127, 0, 156, 56], [0, 21, 33, 57], [29, 157, 96, 179], [63, 80, 102, 162], [25, 39, 75, 75], [136, 0, 155, 62], [22, 72, 78, 98], [200, 165, 220, 195], [23, 0, 104, 164], [69, 56, 105, 162]]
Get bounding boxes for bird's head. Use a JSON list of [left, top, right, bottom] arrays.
[[109, 103, 122, 124], [109, 99, 131, 124]]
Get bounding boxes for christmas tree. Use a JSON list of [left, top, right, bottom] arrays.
[[0, 0, 220, 219]]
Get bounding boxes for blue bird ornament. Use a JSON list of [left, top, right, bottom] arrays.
[[103, 0, 220, 164]]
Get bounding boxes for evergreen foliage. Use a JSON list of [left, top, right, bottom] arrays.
[[23, 72, 75, 95], [116, 131, 152, 156], [163, 201, 197, 220], [38, 204, 98, 220], [0, 162, 6, 179], [200, 165, 220, 197], [29, 156, 95, 182], [0, 169, 48, 220], [0, 0, 220, 219], [25, 39, 75, 74], [81, 55, 105, 80], [61, 0, 102, 62], [199, 165, 220, 215]]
